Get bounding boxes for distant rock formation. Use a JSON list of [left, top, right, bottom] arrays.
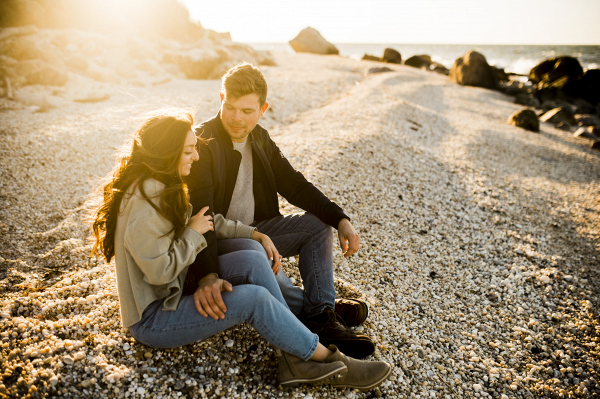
[[289, 27, 338, 55], [449, 51, 498, 89], [404, 55, 431, 69], [382, 48, 401, 64], [362, 54, 381, 62], [0, 25, 276, 91]]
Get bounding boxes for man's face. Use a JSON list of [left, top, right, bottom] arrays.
[[220, 92, 268, 143]]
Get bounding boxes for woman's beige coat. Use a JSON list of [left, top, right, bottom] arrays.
[[114, 179, 255, 328]]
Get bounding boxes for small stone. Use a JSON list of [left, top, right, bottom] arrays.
[[539, 275, 550, 284], [510, 383, 518, 390], [137, 387, 145, 394], [417, 349, 425, 359], [501, 395, 509, 399], [434, 363, 444, 371], [473, 383, 482, 390], [144, 351, 152, 359], [73, 351, 85, 361], [225, 340, 234, 348], [373, 387, 382, 397], [63, 356, 74, 365], [81, 380, 91, 388], [123, 343, 130, 350]]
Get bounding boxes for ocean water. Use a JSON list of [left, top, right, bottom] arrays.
[[248, 43, 600, 75]]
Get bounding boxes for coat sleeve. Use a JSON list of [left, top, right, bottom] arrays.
[[124, 210, 207, 286], [267, 137, 349, 228], [213, 214, 256, 240], [182, 134, 220, 287]]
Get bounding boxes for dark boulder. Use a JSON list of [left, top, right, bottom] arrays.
[[562, 69, 600, 105], [367, 66, 393, 74], [514, 93, 540, 108], [382, 48, 401, 64], [430, 63, 449, 75], [449, 51, 498, 89], [539, 107, 576, 125], [491, 66, 509, 82], [508, 109, 539, 132], [575, 114, 600, 129], [529, 57, 583, 85], [289, 27, 338, 55], [404, 55, 431, 69], [362, 54, 381, 62]]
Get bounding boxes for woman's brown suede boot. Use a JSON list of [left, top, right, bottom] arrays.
[[323, 345, 392, 391], [277, 351, 348, 388]]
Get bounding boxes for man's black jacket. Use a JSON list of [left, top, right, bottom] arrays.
[[182, 112, 348, 293]]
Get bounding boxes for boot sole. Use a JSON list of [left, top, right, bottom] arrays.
[[319, 337, 375, 359], [331, 362, 392, 391], [279, 363, 348, 388]]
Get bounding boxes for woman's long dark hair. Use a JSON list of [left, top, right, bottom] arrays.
[[91, 109, 194, 263]]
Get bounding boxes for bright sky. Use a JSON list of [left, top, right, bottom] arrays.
[[181, 0, 600, 45]]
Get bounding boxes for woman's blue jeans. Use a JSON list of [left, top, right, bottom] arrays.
[[128, 249, 319, 361]]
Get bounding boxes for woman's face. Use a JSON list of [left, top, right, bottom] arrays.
[[178, 130, 198, 177]]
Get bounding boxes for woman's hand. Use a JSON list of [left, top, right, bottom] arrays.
[[188, 206, 214, 234], [252, 231, 282, 275], [193, 273, 233, 320]]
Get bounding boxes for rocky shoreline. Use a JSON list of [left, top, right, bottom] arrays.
[[1, 36, 599, 399]]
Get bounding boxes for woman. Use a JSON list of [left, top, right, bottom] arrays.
[[91, 109, 391, 390]]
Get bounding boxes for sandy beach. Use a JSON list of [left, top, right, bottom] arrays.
[[1, 52, 599, 398]]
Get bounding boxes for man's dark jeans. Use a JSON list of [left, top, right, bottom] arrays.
[[218, 213, 335, 318]]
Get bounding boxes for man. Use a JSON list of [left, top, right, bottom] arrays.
[[184, 63, 374, 359]]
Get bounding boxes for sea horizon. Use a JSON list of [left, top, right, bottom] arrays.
[[247, 42, 600, 75]]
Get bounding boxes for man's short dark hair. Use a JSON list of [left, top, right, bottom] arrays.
[[221, 63, 268, 106]]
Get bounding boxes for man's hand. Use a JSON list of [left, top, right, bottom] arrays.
[[338, 218, 360, 257], [252, 231, 282, 275], [193, 273, 232, 320]]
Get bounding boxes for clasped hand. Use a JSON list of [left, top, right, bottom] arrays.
[[187, 206, 214, 234], [193, 273, 232, 320]]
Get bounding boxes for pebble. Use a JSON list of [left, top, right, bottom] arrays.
[[225, 339, 234, 348], [144, 351, 152, 359]]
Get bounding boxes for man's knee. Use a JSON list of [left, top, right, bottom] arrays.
[[303, 213, 332, 236]]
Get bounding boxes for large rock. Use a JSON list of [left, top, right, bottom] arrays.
[[539, 108, 576, 125], [562, 69, 600, 105], [17, 60, 67, 86], [404, 55, 431, 69], [449, 51, 498, 89], [508, 109, 539, 132], [288, 27, 338, 55], [382, 48, 401, 64], [529, 57, 583, 85]]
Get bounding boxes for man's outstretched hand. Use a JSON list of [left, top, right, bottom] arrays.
[[194, 273, 232, 320], [338, 218, 360, 257]]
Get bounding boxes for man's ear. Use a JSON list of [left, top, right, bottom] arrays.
[[260, 102, 269, 116], [219, 92, 224, 104]]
